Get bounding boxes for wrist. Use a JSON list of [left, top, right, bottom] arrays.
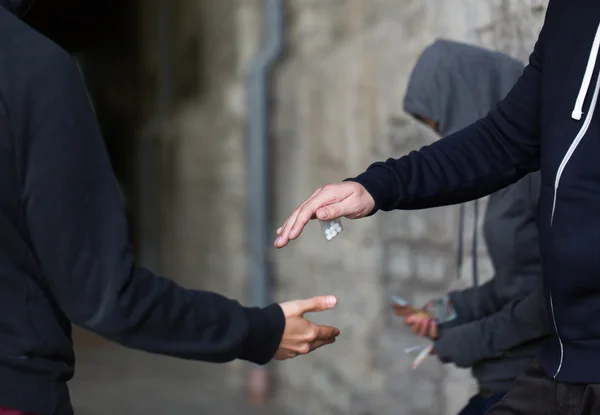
[[239, 303, 285, 365]]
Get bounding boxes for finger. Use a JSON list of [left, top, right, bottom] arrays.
[[430, 321, 439, 339], [404, 314, 419, 324], [292, 200, 347, 237], [296, 295, 338, 315], [406, 314, 427, 325], [275, 188, 323, 248], [309, 337, 336, 352], [274, 351, 298, 361], [289, 186, 353, 240], [424, 320, 433, 337], [418, 320, 430, 337], [314, 324, 341, 340], [411, 319, 426, 334], [274, 206, 301, 248]]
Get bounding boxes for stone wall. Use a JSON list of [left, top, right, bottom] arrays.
[[269, 1, 547, 414], [140, 0, 548, 414]]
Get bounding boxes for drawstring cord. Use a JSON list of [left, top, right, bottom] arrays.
[[456, 201, 479, 288]]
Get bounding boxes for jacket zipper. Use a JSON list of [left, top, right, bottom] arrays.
[[550, 21, 600, 378], [551, 70, 600, 224], [549, 295, 563, 378]]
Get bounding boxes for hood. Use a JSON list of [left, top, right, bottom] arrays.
[[0, 0, 117, 53], [403, 39, 525, 136], [403, 39, 525, 286]]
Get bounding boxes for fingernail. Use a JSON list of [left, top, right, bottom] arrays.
[[275, 237, 282, 245], [327, 296, 337, 307], [276, 227, 282, 234], [318, 208, 329, 220]]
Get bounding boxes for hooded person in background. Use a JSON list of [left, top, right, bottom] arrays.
[[0, 2, 339, 414], [395, 39, 550, 415], [275, 1, 600, 413]]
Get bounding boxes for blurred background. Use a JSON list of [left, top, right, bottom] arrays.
[[66, 0, 547, 413]]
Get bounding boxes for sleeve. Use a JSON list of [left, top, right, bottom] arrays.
[[433, 287, 550, 368], [347, 9, 553, 213], [434, 170, 546, 367], [445, 280, 503, 325], [20, 47, 285, 365]]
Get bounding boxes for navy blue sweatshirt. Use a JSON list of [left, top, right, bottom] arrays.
[[351, 1, 600, 384], [0, 2, 284, 413]]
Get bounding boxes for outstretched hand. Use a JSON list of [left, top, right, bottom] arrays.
[[274, 296, 341, 360], [274, 182, 375, 249]]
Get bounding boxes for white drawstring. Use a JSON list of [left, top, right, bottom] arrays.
[[572, 22, 600, 120]]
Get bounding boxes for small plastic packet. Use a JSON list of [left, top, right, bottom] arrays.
[[423, 295, 458, 324], [319, 219, 343, 241]]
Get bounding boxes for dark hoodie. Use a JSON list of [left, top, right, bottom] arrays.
[[0, 2, 284, 413], [403, 39, 550, 395], [350, 1, 600, 384]]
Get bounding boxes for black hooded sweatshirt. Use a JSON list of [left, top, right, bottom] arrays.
[[349, 0, 600, 384], [0, 2, 284, 413], [403, 39, 550, 395]]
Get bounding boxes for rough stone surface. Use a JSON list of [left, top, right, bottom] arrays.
[[269, 1, 546, 413], [74, 0, 548, 414]]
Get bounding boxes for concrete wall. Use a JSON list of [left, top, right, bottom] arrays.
[[148, 0, 548, 413]]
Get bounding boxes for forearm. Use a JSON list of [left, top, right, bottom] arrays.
[[351, 119, 537, 213], [83, 266, 285, 364], [22, 49, 285, 365], [435, 288, 550, 368], [349, 30, 545, 213], [447, 280, 502, 324]]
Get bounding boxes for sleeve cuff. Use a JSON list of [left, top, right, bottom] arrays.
[[239, 303, 286, 365], [344, 169, 396, 214], [433, 328, 460, 365], [433, 325, 479, 369], [446, 291, 470, 326]]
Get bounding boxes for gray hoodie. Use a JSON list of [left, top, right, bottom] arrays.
[[403, 39, 551, 395]]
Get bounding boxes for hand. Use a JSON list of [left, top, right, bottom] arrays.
[[274, 182, 375, 249], [392, 303, 426, 318], [274, 295, 341, 360], [405, 313, 439, 340]]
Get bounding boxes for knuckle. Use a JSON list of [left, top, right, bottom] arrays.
[[310, 326, 320, 340], [298, 344, 311, 354]]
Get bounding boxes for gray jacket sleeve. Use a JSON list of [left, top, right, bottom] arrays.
[[434, 286, 549, 368], [446, 280, 502, 325], [433, 172, 547, 367]]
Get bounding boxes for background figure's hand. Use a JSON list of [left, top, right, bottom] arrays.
[[274, 182, 375, 249], [405, 313, 439, 340], [392, 303, 431, 318], [274, 296, 340, 360]]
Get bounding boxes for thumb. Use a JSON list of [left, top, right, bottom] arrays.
[[316, 203, 346, 221], [296, 295, 338, 315]]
